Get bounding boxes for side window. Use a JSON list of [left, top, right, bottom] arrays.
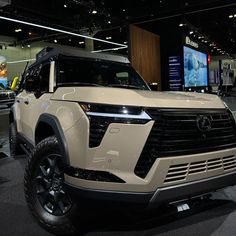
[[24, 69, 39, 92], [39, 64, 50, 92]]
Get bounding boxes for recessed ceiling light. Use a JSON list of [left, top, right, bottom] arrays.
[[79, 41, 84, 44], [92, 10, 97, 14], [234, 14, 236, 17], [27, 44, 30, 48], [124, 41, 128, 44], [108, 20, 111, 24], [15, 28, 22, 32], [54, 39, 57, 43], [28, 32, 32, 35], [69, 38, 71, 42], [106, 36, 112, 40], [179, 23, 184, 27], [189, 31, 194, 34], [122, 9, 126, 12], [229, 15, 233, 18], [64, 4, 67, 8]]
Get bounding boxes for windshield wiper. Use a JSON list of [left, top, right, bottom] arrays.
[[57, 82, 103, 87], [108, 84, 145, 90]]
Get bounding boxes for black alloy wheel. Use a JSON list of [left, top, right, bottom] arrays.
[[24, 136, 78, 235], [35, 154, 72, 216]]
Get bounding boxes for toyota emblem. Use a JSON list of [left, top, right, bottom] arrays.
[[196, 115, 211, 132]]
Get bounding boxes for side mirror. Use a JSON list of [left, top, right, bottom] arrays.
[[34, 89, 42, 99], [25, 75, 40, 92]]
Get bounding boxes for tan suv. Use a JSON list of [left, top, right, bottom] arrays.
[[9, 47, 236, 235]]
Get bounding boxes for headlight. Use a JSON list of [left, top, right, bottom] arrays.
[[79, 103, 152, 147], [80, 103, 151, 121]]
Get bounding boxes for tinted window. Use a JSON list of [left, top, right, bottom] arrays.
[[39, 64, 50, 92], [57, 57, 149, 90], [24, 64, 50, 93], [24, 69, 39, 92]]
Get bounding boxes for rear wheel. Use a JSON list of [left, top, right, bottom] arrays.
[[9, 122, 22, 157], [24, 136, 78, 235]]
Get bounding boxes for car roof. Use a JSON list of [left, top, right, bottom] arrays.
[[29, 47, 130, 69]]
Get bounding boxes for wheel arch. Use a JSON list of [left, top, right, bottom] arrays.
[[35, 114, 70, 165]]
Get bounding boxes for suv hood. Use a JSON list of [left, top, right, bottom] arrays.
[[51, 87, 225, 109]]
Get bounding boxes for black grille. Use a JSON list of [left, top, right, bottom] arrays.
[[0, 93, 8, 100], [89, 117, 110, 147], [134, 108, 236, 178], [89, 116, 148, 148]]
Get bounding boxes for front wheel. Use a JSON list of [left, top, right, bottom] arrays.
[[24, 136, 78, 235]]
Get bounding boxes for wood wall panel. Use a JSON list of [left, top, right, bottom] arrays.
[[130, 25, 161, 90]]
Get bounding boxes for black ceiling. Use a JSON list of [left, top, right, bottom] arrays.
[[0, 0, 235, 57]]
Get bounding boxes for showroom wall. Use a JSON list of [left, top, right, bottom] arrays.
[[129, 25, 161, 90], [1, 45, 43, 81]]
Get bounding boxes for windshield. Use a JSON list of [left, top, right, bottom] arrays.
[[57, 56, 150, 90]]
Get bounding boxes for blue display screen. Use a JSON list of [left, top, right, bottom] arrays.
[[184, 46, 208, 88]]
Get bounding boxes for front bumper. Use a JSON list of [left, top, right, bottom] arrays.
[[65, 171, 236, 208]]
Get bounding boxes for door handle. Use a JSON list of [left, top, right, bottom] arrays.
[[24, 100, 29, 105]]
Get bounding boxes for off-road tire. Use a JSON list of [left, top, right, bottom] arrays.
[[24, 136, 78, 235], [9, 122, 22, 157]]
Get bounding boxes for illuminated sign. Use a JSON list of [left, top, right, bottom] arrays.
[[185, 36, 199, 48]]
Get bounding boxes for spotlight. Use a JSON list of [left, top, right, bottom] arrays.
[[54, 39, 57, 43], [92, 10, 97, 14]]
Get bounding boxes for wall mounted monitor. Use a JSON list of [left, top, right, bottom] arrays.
[[183, 46, 208, 88]]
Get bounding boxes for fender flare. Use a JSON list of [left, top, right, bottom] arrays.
[[36, 113, 70, 165]]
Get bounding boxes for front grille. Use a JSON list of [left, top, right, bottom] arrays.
[[135, 108, 236, 178], [0, 93, 8, 100], [164, 155, 236, 184]]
